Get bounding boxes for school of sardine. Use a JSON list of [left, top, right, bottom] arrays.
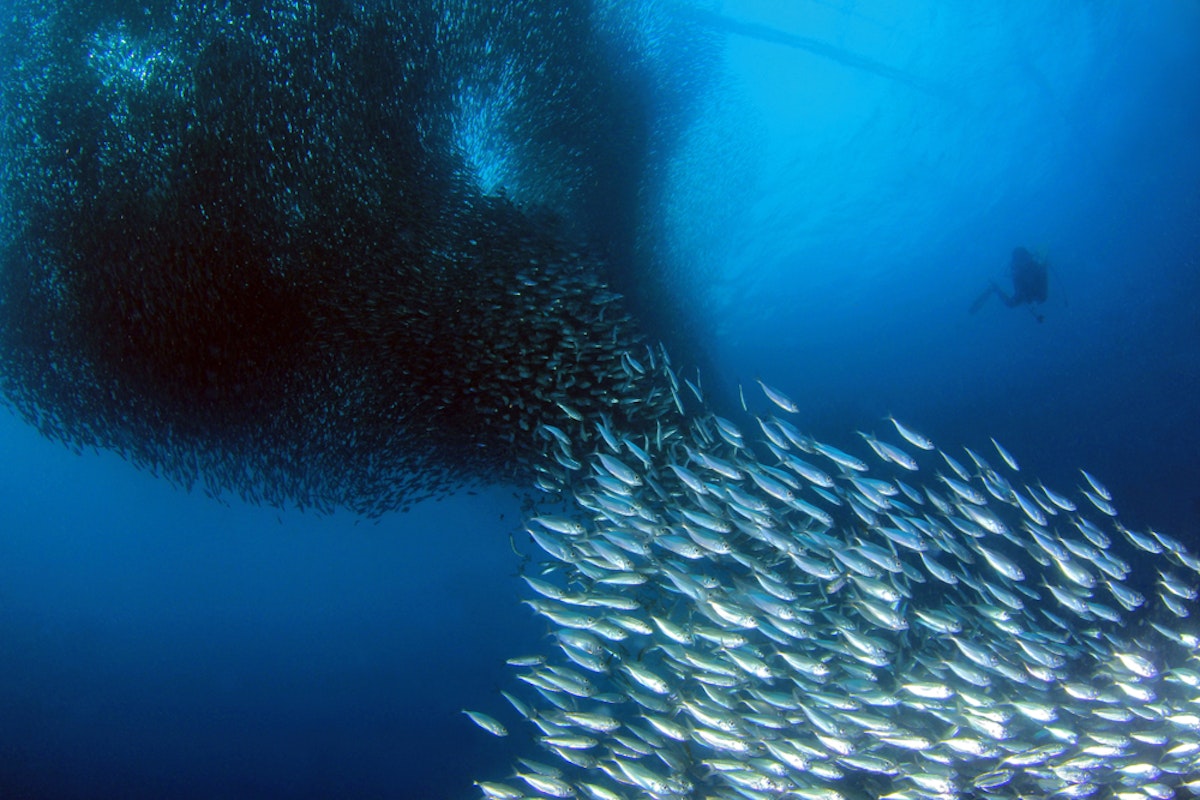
[[0, 0, 706, 516], [469, 347, 1200, 800]]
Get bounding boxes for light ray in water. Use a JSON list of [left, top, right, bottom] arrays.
[[475, 345, 1200, 799], [675, 5, 964, 104]]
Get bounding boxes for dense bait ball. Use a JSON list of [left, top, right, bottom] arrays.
[[0, 0, 714, 513]]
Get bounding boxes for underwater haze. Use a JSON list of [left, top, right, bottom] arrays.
[[2, 2, 1199, 799]]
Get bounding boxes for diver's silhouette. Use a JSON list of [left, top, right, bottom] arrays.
[[969, 246, 1049, 322]]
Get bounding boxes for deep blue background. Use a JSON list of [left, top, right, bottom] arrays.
[[2, 3, 1198, 798], [0, 417, 538, 798]]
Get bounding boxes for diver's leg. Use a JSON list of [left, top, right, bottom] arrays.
[[969, 285, 995, 314], [995, 283, 1020, 307]]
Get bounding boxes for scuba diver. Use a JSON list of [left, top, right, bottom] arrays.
[[969, 246, 1049, 322]]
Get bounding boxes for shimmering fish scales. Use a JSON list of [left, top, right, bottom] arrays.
[[990, 437, 1020, 471], [1080, 469, 1112, 500], [532, 515, 587, 536], [756, 378, 799, 413], [596, 453, 641, 487], [464, 709, 508, 737], [887, 415, 934, 450], [479, 354, 1200, 799]]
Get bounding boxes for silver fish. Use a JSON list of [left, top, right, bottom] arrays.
[[477, 356, 1200, 800]]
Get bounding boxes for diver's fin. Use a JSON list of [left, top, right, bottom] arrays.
[[968, 285, 995, 315]]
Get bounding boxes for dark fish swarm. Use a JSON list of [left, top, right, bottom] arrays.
[[0, 0, 702, 514], [478, 351, 1200, 800]]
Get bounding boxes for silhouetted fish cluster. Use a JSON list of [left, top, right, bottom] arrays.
[[0, 0, 713, 513], [471, 352, 1200, 800]]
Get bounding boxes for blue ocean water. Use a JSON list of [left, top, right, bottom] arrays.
[[1, 2, 1198, 799]]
